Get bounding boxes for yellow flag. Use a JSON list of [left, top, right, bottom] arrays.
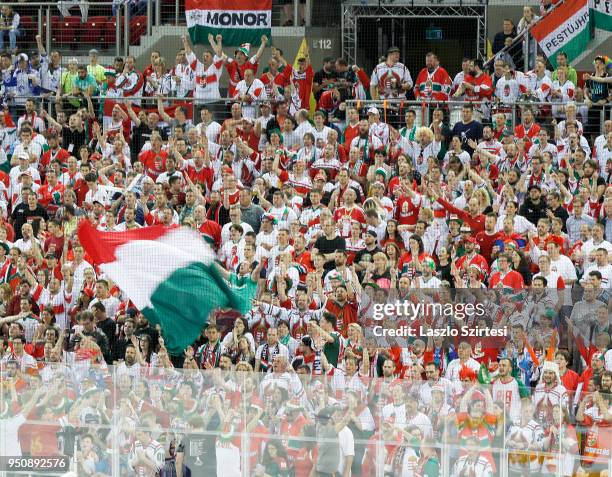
[[293, 38, 317, 117]]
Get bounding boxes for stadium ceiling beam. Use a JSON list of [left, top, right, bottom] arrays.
[[342, 4, 487, 65]]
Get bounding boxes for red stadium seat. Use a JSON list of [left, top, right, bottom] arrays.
[[18, 16, 35, 43], [105, 17, 117, 45], [54, 16, 81, 47], [81, 16, 109, 45], [129, 16, 147, 45]]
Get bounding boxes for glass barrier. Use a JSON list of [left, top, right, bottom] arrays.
[[2, 364, 610, 476]]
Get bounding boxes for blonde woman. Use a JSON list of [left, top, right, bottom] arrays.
[[517, 6, 540, 70], [413, 126, 439, 177], [474, 187, 492, 213], [365, 251, 391, 289]]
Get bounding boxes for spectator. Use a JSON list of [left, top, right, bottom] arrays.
[[492, 18, 516, 54], [0, 5, 21, 55]]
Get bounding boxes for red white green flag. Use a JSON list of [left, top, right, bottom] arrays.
[[186, 0, 271, 46], [77, 221, 256, 354], [530, 0, 591, 68]]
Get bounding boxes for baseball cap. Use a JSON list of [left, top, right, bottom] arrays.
[[18, 170, 32, 177], [367, 107, 380, 115], [460, 225, 472, 233], [387, 46, 400, 54], [17, 53, 28, 62], [465, 236, 477, 244], [89, 49, 99, 56], [366, 229, 378, 238]]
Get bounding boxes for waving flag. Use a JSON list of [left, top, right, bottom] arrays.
[[592, 0, 612, 31], [186, 0, 271, 46], [530, 0, 591, 67], [77, 221, 257, 354]]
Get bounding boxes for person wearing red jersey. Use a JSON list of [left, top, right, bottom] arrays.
[[185, 141, 214, 194], [453, 59, 493, 120], [576, 390, 612, 475], [324, 282, 358, 338], [260, 49, 286, 101], [432, 187, 486, 234], [554, 350, 580, 405], [514, 107, 541, 152], [137, 133, 167, 181], [276, 53, 314, 112], [455, 236, 490, 277], [318, 87, 342, 117], [414, 52, 452, 102], [333, 187, 365, 238], [210, 33, 268, 98], [474, 213, 501, 263], [192, 204, 221, 249], [394, 178, 422, 231], [37, 170, 65, 216], [39, 132, 70, 174], [489, 253, 525, 289], [342, 107, 360, 153]]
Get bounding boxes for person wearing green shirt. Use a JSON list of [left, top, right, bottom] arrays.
[[213, 260, 261, 313], [310, 313, 342, 367], [87, 49, 107, 84], [551, 51, 577, 86], [57, 58, 79, 109], [73, 65, 98, 97]]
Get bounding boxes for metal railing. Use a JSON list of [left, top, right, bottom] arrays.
[[345, 99, 611, 137], [484, 0, 574, 73]]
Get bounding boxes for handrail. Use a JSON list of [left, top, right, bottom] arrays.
[[0, 1, 115, 5], [483, 0, 568, 71]]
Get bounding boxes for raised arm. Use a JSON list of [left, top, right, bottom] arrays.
[[182, 34, 193, 57], [157, 97, 172, 123], [125, 100, 141, 127], [254, 35, 269, 62], [210, 34, 224, 57], [35, 34, 46, 56]]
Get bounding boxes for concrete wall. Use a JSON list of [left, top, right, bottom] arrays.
[[486, 6, 527, 39]]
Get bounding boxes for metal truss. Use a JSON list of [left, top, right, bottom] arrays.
[[342, 3, 487, 65]]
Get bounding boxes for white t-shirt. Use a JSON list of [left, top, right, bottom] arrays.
[[337, 426, 355, 476], [0, 414, 27, 456]]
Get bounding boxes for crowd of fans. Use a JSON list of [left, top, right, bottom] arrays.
[[0, 16, 609, 477]]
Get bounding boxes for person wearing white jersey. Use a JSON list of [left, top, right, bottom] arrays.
[[129, 429, 165, 477], [367, 107, 390, 146], [370, 46, 413, 100], [492, 358, 522, 424], [233, 69, 268, 120], [183, 34, 224, 105]]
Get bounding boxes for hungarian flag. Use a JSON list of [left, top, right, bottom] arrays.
[[531, 0, 591, 68], [186, 0, 271, 46], [77, 221, 257, 354], [592, 0, 612, 32]]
